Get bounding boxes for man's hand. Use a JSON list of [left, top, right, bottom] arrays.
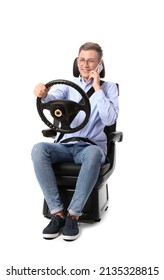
[[33, 83, 48, 98], [88, 70, 101, 92]]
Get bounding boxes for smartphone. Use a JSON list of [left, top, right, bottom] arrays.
[[95, 62, 103, 73]]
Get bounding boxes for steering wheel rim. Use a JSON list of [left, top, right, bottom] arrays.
[[36, 79, 91, 133]]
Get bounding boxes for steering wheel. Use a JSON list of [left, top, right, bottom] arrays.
[[36, 79, 91, 133]]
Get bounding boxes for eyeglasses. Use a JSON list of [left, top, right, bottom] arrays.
[[78, 57, 98, 66]]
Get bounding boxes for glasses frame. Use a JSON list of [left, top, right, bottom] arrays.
[[77, 57, 99, 67]]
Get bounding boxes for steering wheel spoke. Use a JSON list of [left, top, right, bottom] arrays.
[[77, 102, 87, 112], [38, 100, 54, 111]]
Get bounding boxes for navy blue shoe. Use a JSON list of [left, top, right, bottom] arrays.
[[42, 216, 65, 239], [62, 216, 79, 241]]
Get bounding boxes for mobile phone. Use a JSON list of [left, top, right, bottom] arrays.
[[95, 62, 103, 73]]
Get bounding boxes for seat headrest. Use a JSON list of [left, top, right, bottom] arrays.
[[73, 58, 105, 78]]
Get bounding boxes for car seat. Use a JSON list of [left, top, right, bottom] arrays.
[[42, 58, 123, 222]]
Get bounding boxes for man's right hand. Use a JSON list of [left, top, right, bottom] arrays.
[[33, 83, 48, 98]]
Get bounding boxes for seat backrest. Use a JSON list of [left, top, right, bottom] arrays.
[[104, 122, 116, 162], [104, 83, 119, 162]]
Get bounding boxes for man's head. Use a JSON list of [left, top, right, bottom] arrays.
[[77, 42, 103, 82]]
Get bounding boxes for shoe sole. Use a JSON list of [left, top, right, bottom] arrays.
[[42, 232, 60, 239], [62, 233, 79, 241]]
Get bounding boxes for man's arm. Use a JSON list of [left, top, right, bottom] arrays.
[[93, 82, 119, 126]]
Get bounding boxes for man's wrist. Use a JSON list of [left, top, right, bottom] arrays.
[[94, 86, 101, 92]]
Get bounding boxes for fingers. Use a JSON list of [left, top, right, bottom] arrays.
[[33, 83, 47, 98], [89, 70, 100, 82], [88, 70, 101, 91]]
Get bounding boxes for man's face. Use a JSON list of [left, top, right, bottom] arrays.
[[77, 50, 100, 81]]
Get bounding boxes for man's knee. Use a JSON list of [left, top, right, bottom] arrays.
[[82, 145, 105, 163], [31, 142, 46, 161]]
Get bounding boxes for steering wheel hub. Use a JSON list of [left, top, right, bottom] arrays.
[[54, 109, 62, 117]]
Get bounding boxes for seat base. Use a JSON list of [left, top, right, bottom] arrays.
[[43, 183, 109, 222]]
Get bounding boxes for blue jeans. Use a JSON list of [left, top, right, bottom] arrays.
[[31, 142, 106, 216]]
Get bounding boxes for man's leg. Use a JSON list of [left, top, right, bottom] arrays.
[[63, 144, 106, 240], [31, 142, 73, 239], [68, 144, 106, 215], [31, 142, 73, 214]]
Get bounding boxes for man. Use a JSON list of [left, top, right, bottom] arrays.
[[31, 42, 119, 241]]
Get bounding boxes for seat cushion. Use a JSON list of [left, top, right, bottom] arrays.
[[52, 162, 111, 177]]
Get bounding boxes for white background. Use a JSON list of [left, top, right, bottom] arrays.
[[0, 0, 163, 279]]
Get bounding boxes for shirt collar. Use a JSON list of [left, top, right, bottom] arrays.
[[79, 76, 93, 86]]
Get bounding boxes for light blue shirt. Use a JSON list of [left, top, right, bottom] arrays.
[[43, 77, 119, 155]]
